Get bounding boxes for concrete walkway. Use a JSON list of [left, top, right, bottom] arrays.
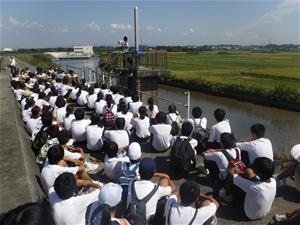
[[0, 61, 44, 215]]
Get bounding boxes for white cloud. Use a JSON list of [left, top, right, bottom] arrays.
[[54, 27, 69, 33], [87, 21, 101, 32], [189, 27, 195, 33], [225, 32, 233, 37], [157, 28, 162, 32], [8, 16, 44, 29], [145, 26, 154, 31], [111, 23, 131, 31]]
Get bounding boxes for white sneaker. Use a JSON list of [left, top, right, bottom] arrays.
[[85, 161, 99, 172], [274, 214, 286, 222]]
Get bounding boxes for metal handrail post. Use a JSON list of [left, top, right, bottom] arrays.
[[184, 91, 191, 119]]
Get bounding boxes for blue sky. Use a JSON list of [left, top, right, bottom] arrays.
[[0, 0, 299, 48]]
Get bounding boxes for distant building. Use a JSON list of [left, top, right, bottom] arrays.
[[45, 45, 94, 59], [2, 48, 13, 52]]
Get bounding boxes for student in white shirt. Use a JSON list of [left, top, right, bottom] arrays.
[[48, 88, 58, 107], [116, 100, 133, 131], [166, 104, 181, 126], [26, 106, 42, 135], [100, 83, 111, 98], [231, 157, 276, 221], [129, 95, 143, 114], [146, 97, 159, 125], [94, 92, 107, 115], [70, 82, 80, 101], [63, 105, 75, 131], [104, 118, 130, 150], [86, 113, 104, 151], [22, 98, 35, 123], [208, 108, 231, 148], [149, 112, 172, 152], [53, 96, 67, 124], [71, 109, 91, 142], [77, 86, 89, 106], [49, 172, 101, 225], [164, 180, 219, 225], [236, 123, 273, 166], [187, 106, 207, 130], [104, 142, 130, 181], [127, 158, 176, 221], [103, 95, 117, 115], [123, 90, 133, 104], [35, 92, 50, 109], [131, 106, 150, 142], [86, 86, 97, 110], [111, 86, 124, 105]]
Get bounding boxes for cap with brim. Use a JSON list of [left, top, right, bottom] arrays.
[[98, 182, 122, 207], [139, 158, 156, 178], [291, 144, 300, 163], [128, 142, 142, 161]]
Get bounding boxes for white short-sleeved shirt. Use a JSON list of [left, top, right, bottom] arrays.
[[86, 125, 104, 151], [164, 195, 217, 225], [22, 108, 32, 123], [116, 111, 134, 130], [147, 105, 159, 119], [208, 120, 231, 143], [71, 119, 91, 142], [41, 160, 79, 191], [203, 147, 241, 180], [124, 96, 133, 104], [104, 130, 130, 149], [101, 89, 111, 98], [233, 175, 276, 220], [63, 114, 75, 131], [94, 88, 101, 94], [104, 155, 130, 180], [53, 107, 67, 124], [166, 113, 181, 125], [26, 117, 42, 135], [236, 138, 273, 164], [112, 93, 124, 105], [187, 118, 207, 130], [70, 87, 79, 100], [131, 117, 150, 138], [129, 101, 143, 114], [49, 187, 99, 225], [49, 96, 58, 107], [63, 149, 81, 160], [21, 97, 28, 111], [149, 124, 172, 151], [127, 180, 172, 219], [86, 94, 97, 109], [94, 100, 107, 115], [35, 99, 50, 109], [77, 90, 89, 106]]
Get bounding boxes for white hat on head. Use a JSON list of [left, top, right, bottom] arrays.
[[128, 142, 141, 161], [98, 182, 122, 207], [291, 144, 300, 163]]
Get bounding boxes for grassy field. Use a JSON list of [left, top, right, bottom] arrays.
[[13, 53, 58, 70], [165, 51, 300, 103]]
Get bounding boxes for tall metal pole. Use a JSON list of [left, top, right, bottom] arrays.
[[134, 7, 139, 53]]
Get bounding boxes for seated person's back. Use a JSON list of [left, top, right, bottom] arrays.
[[71, 109, 91, 142], [129, 95, 143, 114], [104, 118, 129, 150]]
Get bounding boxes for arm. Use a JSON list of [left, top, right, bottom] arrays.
[[198, 193, 220, 208], [155, 172, 176, 193]]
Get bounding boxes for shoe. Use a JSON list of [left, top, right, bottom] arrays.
[[218, 188, 232, 203], [274, 214, 286, 222], [198, 165, 210, 175], [85, 161, 99, 172]]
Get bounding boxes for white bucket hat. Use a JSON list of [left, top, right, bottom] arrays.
[[98, 182, 123, 207], [290, 144, 300, 163], [128, 142, 142, 161]]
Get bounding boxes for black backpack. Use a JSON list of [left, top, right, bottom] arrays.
[[171, 137, 196, 173], [85, 203, 120, 225], [32, 127, 48, 156], [126, 181, 159, 225], [191, 119, 209, 142]]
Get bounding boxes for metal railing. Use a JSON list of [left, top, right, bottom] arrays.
[[104, 50, 168, 70]]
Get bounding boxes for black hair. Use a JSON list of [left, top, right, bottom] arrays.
[[181, 121, 193, 136], [66, 105, 74, 117], [106, 142, 119, 158], [54, 172, 76, 200], [115, 117, 125, 130], [139, 106, 147, 120], [47, 145, 64, 164], [147, 97, 154, 111], [55, 96, 66, 108], [101, 83, 107, 89], [62, 76, 69, 85], [220, 133, 236, 149], [132, 95, 139, 102], [168, 104, 177, 114], [41, 112, 52, 127], [192, 107, 203, 119], [58, 130, 71, 145], [180, 180, 200, 206], [155, 112, 167, 124], [118, 101, 128, 114], [88, 86, 94, 95], [96, 91, 104, 102], [106, 95, 114, 108], [31, 106, 40, 118], [214, 108, 225, 122], [47, 125, 60, 139], [250, 123, 265, 138], [1, 202, 55, 225], [24, 98, 35, 110], [251, 157, 274, 181], [90, 112, 102, 127], [38, 92, 46, 100], [123, 36, 128, 41], [74, 109, 85, 120]]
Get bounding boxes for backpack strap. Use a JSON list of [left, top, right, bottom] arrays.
[[235, 148, 240, 160], [167, 202, 175, 225], [85, 204, 104, 225], [221, 149, 234, 162], [131, 181, 159, 203], [167, 202, 198, 225], [188, 206, 199, 225]]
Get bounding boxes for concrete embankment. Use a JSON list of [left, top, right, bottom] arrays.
[[0, 59, 45, 215]]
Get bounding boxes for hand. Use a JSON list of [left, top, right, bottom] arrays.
[[154, 172, 170, 180], [229, 167, 237, 176]]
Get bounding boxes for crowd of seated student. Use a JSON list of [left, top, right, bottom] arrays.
[[2, 66, 300, 225]]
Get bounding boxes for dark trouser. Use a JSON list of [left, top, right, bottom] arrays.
[[241, 151, 250, 167]]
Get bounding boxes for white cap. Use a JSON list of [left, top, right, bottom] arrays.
[[291, 144, 300, 163], [128, 142, 142, 161], [98, 182, 122, 207]]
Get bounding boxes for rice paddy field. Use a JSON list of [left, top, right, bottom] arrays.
[[166, 51, 300, 103]]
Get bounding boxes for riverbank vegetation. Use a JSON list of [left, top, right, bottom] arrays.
[[162, 51, 300, 106], [14, 53, 58, 69]]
